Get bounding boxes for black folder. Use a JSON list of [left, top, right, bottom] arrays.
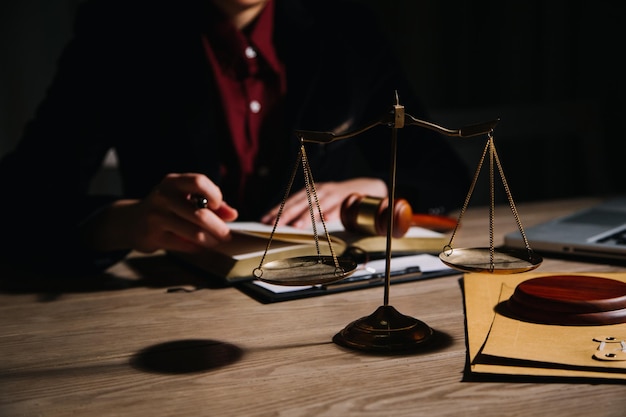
[[235, 254, 458, 303]]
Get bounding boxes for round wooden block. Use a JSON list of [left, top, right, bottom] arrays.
[[507, 275, 626, 325]]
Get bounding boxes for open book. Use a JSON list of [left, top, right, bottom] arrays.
[[170, 221, 448, 283]]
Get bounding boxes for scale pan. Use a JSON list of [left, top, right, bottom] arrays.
[[254, 255, 357, 286], [439, 247, 542, 274]]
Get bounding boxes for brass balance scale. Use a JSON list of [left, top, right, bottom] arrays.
[[252, 92, 543, 352]]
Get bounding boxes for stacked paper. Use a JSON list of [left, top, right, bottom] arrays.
[[464, 272, 626, 380]]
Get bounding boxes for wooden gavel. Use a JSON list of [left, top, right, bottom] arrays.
[[340, 193, 457, 238]]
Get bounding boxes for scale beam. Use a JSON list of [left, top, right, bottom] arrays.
[[295, 91, 498, 144], [296, 112, 499, 144]]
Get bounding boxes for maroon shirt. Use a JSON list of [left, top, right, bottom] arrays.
[[202, 0, 286, 206]]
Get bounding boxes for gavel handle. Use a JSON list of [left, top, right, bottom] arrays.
[[411, 214, 457, 233]]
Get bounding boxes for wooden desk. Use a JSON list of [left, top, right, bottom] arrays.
[[2, 198, 625, 416]]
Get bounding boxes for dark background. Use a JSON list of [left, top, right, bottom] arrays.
[[1, 0, 624, 206]]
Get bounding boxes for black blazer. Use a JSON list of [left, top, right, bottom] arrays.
[[0, 0, 470, 272]]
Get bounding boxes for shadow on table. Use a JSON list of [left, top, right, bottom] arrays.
[[130, 339, 244, 374], [0, 253, 227, 300]]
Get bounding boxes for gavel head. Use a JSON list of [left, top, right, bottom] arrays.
[[340, 193, 413, 238]]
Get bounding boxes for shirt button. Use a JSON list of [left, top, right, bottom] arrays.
[[249, 100, 261, 113], [245, 46, 257, 59]]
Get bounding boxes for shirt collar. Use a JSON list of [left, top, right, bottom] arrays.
[[206, 0, 282, 76], [248, 0, 283, 75]]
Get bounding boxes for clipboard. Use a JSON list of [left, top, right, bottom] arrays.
[[235, 254, 458, 303]]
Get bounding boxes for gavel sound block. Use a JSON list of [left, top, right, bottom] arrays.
[[507, 275, 626, 325]]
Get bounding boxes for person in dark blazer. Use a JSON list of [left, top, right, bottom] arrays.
[[0, 0, 470, 273]]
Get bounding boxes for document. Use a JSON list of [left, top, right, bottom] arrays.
[[171, 221, 448, 284], [237, 253, 457, 303], [464, 272, 626, 380]]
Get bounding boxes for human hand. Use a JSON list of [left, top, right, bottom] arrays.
[[260, 177, 387, 229], [83, 173, 238, 253]]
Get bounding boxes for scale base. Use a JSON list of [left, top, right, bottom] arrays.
[[333, 305, 434, 353]]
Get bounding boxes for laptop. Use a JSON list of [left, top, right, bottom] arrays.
[[504, 197, 626, 261]]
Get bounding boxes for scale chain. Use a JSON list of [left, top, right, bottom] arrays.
[[253, 145, 303, 277], [300, 145, 342, 271], [443, 132, 535, 271]]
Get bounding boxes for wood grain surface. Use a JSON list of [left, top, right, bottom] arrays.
[[2, 197, 626, 417]]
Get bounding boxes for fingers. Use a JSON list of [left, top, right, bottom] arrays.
[[261, 188, 309, 228], [154, 173, 223, 212], [261, 184, 344, 228], [139, 173, 239, 252], [213, 201, 239, 221], [261, 178, 388, 229], [189, 201, 237, 238], [153, 173, 237, 221], [154, 208, 227, 249]]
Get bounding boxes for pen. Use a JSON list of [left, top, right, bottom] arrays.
[[322, 266, 422, 289], [192, 194, 209, 209]]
